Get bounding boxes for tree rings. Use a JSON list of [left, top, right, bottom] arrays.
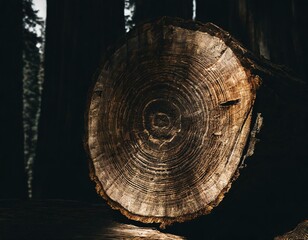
[[86, 17, 259, 227]]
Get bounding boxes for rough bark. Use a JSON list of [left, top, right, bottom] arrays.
[[196, 0, 308, 81], [86, 17, 266, 227]]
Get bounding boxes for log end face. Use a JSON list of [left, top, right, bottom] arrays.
[[86, 17, 260, 227]]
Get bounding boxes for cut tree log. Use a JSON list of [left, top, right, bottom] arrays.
[[85, 17, 297, 228]]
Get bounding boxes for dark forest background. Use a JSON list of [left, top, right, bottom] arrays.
[[1, 0, 307, 239]]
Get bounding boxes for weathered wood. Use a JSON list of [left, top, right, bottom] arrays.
[[86, 17, 265, 227], [0, 200, 184, 239]]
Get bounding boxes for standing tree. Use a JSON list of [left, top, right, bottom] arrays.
[[133, 0, 192, 25], [34, 0, 125, 199], [22, 0, 45, 199], [0, 0, 27, 198]]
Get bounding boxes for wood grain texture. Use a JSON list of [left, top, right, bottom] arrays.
[[86, 17, 260, 227]]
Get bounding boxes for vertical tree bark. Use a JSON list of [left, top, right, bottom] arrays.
[[134, 0, 192, 25], [0, 0, 27, 198], [196, 0, 231, 30], [196, 0, 308, 80], [34, 0, 125, 199]]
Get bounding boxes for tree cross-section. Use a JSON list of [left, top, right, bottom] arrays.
[[86, 17, 262, 227]]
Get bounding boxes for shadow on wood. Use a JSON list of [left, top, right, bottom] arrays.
[[0, 200, 184, 240]]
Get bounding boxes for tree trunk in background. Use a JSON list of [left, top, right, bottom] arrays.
[[0, 0, 27, 198], [197, 0, 308, 80], [196, 0, 231, 30], [133, 0, 192, 25], [34, 0, 125, 200]]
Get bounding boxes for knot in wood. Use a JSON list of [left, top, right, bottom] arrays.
[[152, 112, 170, 128], [143, 99, 181, 146]]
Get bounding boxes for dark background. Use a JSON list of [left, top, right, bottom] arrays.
[[1, 0, 307, 239]]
